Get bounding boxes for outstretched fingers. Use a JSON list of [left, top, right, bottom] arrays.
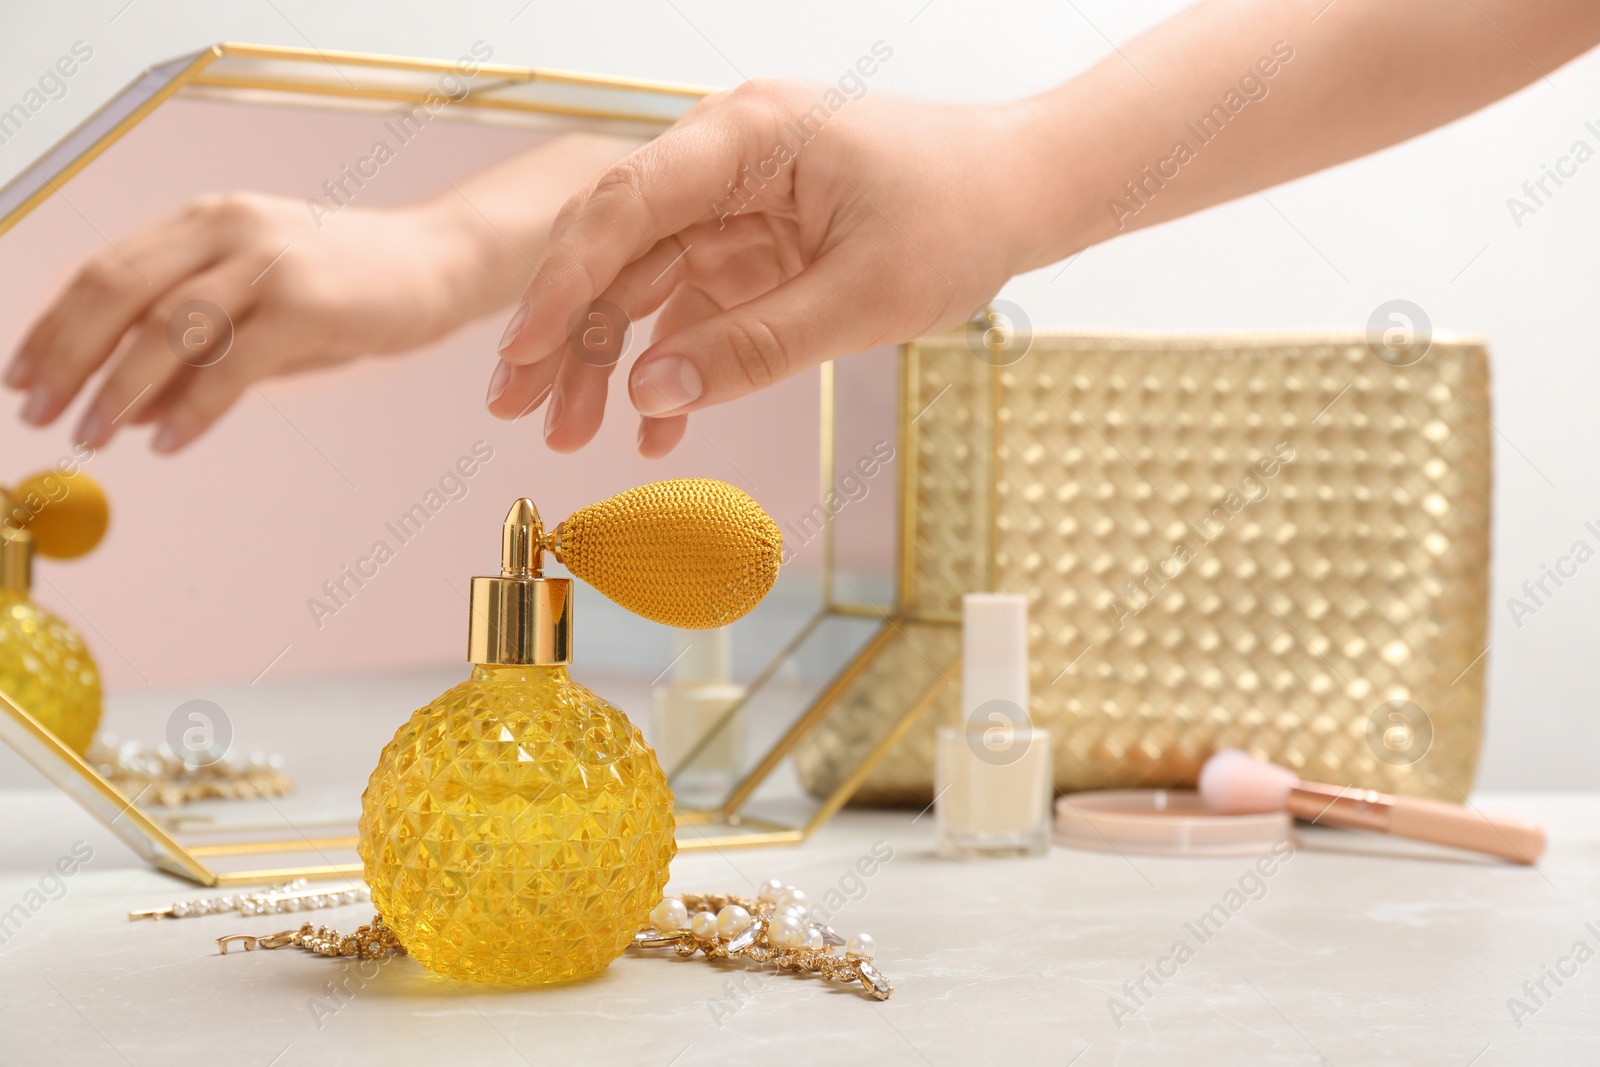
[[627, 251, 876, 419], [494, 95, 776, 372]]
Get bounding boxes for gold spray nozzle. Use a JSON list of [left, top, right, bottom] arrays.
[[467, 499, 571, 666], [501, 498, 544, 579]]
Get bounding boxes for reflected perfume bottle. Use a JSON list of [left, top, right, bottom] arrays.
[[0, 468, 110, 755], [651, 626, 745, 807], [359, 480, 782, 985]]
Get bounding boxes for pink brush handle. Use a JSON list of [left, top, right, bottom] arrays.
[[1388, 796, 1546, 865], [1286, 783, 1547, 864]]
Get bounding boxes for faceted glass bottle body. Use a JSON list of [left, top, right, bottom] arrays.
[[358, 664, 677, 984], [0, 591, 102, 754]]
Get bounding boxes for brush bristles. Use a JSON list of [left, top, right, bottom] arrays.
[[1198, 749, 1298, 814]]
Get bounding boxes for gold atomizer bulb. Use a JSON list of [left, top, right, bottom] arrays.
[[360, 480, 782, 986]]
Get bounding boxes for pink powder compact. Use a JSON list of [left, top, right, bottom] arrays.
[[1053, 789, 1291, 857]]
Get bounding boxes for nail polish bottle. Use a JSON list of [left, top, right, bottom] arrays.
[[0, 469, 110, 755], [360, 480, 782, 985], [935, 593, 1053, 859], [651, 626, 745, 806]]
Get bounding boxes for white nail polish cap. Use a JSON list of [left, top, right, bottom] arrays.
[[671, 626, 730, 686], [961, 593, 1029, 721]]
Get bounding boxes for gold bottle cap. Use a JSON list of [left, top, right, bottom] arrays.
[[466, 499, 572, 666], [0, 527, 32, 594]]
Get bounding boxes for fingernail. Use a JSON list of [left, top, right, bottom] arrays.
[[21, 384, 52, 425], [152, 422, 185, 453], [542, 389, 563, 441], [4, 355, 30, 389], [497, 300, 531, 354], [485, 359, 512, 405], [637, 419, 649, 448], [75, 408, 108, 447], [505, 384, 551, 423], [631, 356, 702, 417]]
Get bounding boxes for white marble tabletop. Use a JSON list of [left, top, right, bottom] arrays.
[[2, 779, 1597, 1065]]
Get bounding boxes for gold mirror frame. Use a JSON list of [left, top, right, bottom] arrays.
[[0, 42, 706, 240], [0, 43, 927, 882], [0, 44, 704, 884]]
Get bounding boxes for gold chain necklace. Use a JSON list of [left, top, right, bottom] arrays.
[[213, 881, 891, 1001]]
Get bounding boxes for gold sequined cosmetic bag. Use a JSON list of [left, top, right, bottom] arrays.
[[793, 330, 1491, 805]]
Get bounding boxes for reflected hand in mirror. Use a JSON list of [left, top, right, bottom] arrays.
[[5, 131, 635, 454]]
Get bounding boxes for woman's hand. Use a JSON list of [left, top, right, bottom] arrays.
[[489, 80, 1037, 457], [489, 1, 1600, 461]]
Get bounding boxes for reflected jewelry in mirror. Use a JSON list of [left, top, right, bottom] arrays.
[[92, 732, 292, 808]]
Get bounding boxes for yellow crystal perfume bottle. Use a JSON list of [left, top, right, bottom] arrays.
[[360, 480, 782, 985], [0, 468, 110, 755]]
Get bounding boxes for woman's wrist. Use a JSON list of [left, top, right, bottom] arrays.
[[985, 90, 1122, 280]]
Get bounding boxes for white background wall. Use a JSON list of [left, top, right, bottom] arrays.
[[0, 1, 1596, 790]]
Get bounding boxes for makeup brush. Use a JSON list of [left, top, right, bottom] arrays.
[[1198, 749, 1546, 865]]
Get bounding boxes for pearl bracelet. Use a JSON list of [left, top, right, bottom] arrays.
[[129, 879, 369, 921]]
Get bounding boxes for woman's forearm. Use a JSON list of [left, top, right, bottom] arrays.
[[485, 0, 1600, 454], [1006, 0, 1600, 273]]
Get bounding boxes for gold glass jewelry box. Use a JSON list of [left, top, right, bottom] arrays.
[[0, 43, 901, 880], [0, 44, 728, 885], [793, 327, 1491, 806]]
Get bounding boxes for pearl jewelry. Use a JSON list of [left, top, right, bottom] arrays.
[[775, 887, 808, 911], [715, 904, 753, 938], [769, 915, 805, 949], [757, 879, 785, 903], [130, 879, 371, 923], [623, 886, 894, 1001], [649, 897, 689, 933]]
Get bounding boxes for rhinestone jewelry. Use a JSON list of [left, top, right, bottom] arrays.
[[218, 915, 403, 959]]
